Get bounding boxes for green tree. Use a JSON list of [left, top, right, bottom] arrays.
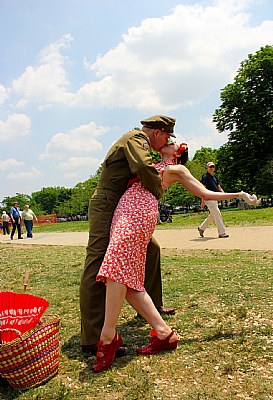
[[162, 182, 196, 209], [192, 147, 218, 168], [1, 194, 32, 213], [255, 157, 273, 196], [32, 187, 73, 214], [58, 176, 100, 215], [213, 45, 273, 194], [150, 149, 161, 163]]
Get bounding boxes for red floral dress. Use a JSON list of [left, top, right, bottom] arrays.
[[96, 161, 172, 291]]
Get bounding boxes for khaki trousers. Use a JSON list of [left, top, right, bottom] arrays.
[[80, 188, 162, 346], [199, 199, 226, 235]]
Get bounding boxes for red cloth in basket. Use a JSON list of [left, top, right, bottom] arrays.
[[0, 291, 49, 343]]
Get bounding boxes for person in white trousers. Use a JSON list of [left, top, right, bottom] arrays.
[[198, 162, 229, 238]]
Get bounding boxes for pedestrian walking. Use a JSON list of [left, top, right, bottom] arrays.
[[21, 205, 38, 238], [10, 202, 23, 240], [1, 211, 11, 235], [198, 162, 229, 238]]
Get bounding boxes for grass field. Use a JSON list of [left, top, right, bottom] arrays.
[[0, 242, 272, 399], [32, 207, 273, 233]]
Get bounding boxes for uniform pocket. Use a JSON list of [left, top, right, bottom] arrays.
[[91, 188, 121, 211], [88, 188, 121, 235]]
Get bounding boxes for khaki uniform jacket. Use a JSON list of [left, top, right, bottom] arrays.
[[98, 129, 163, 199]]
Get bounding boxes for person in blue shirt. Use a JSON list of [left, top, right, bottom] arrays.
[[10, 201, 23, 240], [198, 162, 229, 238]]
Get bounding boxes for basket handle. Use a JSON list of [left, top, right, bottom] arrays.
[[0, 327, 24, 341], [23, 271, 30, 292]]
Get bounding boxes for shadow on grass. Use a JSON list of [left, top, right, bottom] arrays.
[[0, 376, 28, 399], [180, 329, 242, 344], [61, 315, 153, 381], [0, 370, 63, 399], [60, 314, 247, 382], [0, 376, 20, 399]]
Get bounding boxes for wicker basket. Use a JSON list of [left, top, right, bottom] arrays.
[[0, 315, 60, 390]]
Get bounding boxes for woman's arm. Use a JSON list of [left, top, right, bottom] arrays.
[[162, 164, 241, 200]]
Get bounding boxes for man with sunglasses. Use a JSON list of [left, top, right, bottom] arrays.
[[198, 161, 229, 238]]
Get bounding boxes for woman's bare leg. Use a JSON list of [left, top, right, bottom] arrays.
[[126, 288, 178, 342], [100, 279, 127, 344]]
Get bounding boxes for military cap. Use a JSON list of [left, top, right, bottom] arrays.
[[140, 115, 176, 137]]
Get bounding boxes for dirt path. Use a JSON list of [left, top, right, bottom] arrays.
[[1, 226, 272, 251]]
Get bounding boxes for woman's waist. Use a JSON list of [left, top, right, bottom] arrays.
[[123, 183, 157, 201], [127, 176, 140, 188]]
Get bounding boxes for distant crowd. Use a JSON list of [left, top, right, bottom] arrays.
[[0, 202, 37, 239]]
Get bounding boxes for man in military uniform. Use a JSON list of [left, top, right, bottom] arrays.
[[80, 115, 176, 355]]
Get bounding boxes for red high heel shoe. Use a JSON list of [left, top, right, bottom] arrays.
[[137, 330, 178, 356], [92, 333, 123, 373]]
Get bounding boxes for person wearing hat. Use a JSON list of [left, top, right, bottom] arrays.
[[1, 211, 11, 235], [80, 115, 176, 357], [198, 161, 229, 238], [10, 201, 23, 240]]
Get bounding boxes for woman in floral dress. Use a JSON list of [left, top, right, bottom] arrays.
[[93, 143, 260, 372]]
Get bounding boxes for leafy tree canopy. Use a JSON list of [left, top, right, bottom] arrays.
[[213, 45, 273, 194], [32, 187, 73, 214], [1, 194, 32, 213], [192, 147, 218, 168], [58, 176, 100, 215]]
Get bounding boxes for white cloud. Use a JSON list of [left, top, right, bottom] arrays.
[[8, 2, 273, 113], [0, 114, 31, 141], [39, 121, 107, 160], [59, 156, 101, 171], [187, 116, 229, 157], [62, 171, 81, 180], [8, 167, 43, 180], [12, 34, 74, 106], [0, 158, 26, 170], [77, 1, 273, 110], [0, 84, 8, 106], [59, 156, 103, 182]]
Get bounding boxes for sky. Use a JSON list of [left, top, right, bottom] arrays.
[[1, 0, 272, 201]]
